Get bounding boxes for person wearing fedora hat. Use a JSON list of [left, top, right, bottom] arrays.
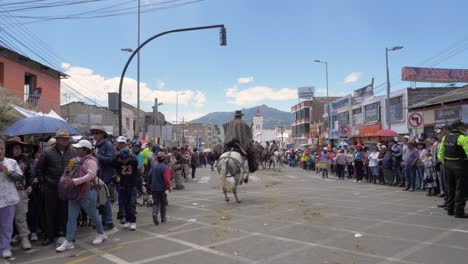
[[90, 127, 116, 230], [438, 119, 468, 218], [37, 130, 76, 246], [223, 110, 258, 174]]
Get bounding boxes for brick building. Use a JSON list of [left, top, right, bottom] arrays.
[[0, 46, 65, 113]]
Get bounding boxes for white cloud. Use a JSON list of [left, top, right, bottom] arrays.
[[238, 77, 254, 84], [344, 72, 362, 84], [60, 63, 207, 109], [157, 80, 165, 90], [225, 85, 296, 106]]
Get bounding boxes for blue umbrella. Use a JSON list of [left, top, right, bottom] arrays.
[[3, 116, 80, 137]]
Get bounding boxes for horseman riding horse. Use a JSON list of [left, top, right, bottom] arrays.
[[217, 110, 258, 203]]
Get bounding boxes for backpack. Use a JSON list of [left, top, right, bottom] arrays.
[[58, 156, 97, 201]]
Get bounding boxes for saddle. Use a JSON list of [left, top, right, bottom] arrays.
[[223, 141, 247, 156]]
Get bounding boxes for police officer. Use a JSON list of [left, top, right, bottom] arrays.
[[438, 119, 468, 218]]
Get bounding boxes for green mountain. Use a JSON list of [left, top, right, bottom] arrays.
[[189, 104, 291, 129]]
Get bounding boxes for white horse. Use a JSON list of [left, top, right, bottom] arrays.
[[268, 151, 283, 171], [217, 151, 249, 203]]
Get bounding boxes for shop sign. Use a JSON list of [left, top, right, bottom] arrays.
[[402, 66, 468, 83], [297, 87, 315, 99], [435, 107, 461, 124], [359, 124, 381, 137], [353, 79, 374, 104], [331, 97, 350, 110]]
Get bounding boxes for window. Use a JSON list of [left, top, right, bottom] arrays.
[[364, 102, 380, 123], [24, 73, 36, 101], [389, 96, 404, 121], [353, 108, 363, 125], [337, 111, 349, 124]]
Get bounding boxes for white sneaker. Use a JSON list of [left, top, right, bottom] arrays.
[[92, 233, 107, 245], [123, 222, 130, 229], [129, 223, 136, 231], [2, 250, 12, 259], [22, 239, 32, 250], [30, 233, 38, 241], [56, 240, 74, 252]]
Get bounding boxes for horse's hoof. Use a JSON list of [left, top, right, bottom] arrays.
[[225, 198, 230, 202], [236, 200, 242, 203]]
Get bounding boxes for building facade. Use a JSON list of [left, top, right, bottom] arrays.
[[0, 46, 65, 113]]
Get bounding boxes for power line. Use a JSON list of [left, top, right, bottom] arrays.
[[2, 0, 110, 12], [3, 0, 204, 25]]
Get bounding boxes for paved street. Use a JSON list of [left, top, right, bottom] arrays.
[[4, 166, 468, 264]]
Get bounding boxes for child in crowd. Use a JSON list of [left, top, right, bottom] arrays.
[[423, 151, 437, 196]]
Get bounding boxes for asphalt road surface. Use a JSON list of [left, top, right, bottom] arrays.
[[4, 166, 468, 264]]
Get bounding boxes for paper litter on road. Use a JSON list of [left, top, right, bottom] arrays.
[[264, 223, 268, 226], [192, 203, 199, 206], [354, 233, 363, 238], [188, 218, 197, 222]]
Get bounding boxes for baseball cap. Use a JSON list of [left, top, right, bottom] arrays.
[[118, 149, 130, 159], [116, 136, 127, 143], [72, 140, 93, 150]]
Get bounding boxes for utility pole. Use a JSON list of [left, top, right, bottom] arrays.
[[385, 46, 403, 131], [136, 0, 141, 137]]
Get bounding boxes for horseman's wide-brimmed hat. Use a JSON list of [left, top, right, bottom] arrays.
[[90, 126, 108, 137], [234, 110, 244, 118]]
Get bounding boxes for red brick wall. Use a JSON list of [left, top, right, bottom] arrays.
[[0, 56, 61, 113]]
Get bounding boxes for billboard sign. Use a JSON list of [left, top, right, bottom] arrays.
[[297, 86, 315, 99], [331, 97, 350, 110], [353, 79, 374, 104], [402, 66, 468, 83], [435, 107, 461, 124]]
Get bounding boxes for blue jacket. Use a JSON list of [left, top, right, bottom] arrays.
[[95, 139, 115, 183], [131, 147, 143, 170], [148, 162, 170, 192]]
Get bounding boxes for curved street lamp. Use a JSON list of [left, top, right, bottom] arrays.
[[118, 24, 227, 135]]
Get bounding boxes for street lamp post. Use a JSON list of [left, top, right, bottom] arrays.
[[385, 46, 403, 130], [176, 92, 186, 147], [118, 24, 227, 136], [314, 59, 330, 144]]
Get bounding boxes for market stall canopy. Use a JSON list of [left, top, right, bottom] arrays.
[[11, 104, 65, 121], [4, 116, 80, 137]]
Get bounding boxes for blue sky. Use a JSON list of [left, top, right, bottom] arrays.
[[2, 0, 468, 122]]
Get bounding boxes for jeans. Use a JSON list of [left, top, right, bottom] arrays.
[[336, 164, 345, 179], [100, 183, 114, 226], [438, 169, 445, 195], [191, 164, 197, 179], [405, 165, 417, 190], [116, 186, 125, 220], [394, 164, 403, 185], [66, 188, 104, 241], [0, 205, 15, 253], [370, 166, 380, 177], [355, 161, 364, 181], [152, 191, 167, 219], [416, 165, 425, 189], [120, 187, 137, 223]]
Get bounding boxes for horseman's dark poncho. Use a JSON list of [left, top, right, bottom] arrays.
[[223, 119, 253, 151], [223, 119, 258, 173]]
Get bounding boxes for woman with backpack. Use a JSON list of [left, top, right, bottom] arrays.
[[56, 140, 107, 252]]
